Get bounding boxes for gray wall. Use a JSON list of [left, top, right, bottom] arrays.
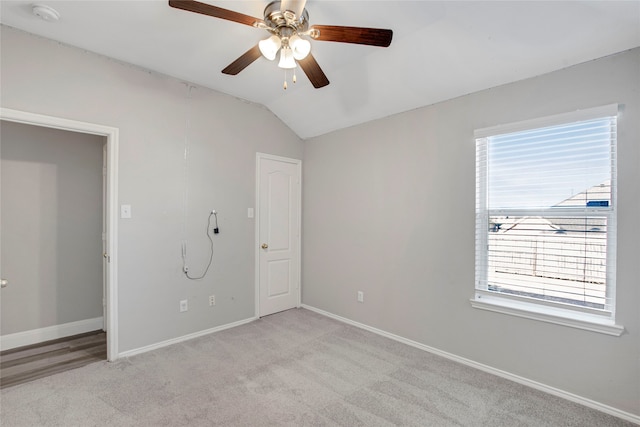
[[1, 121, 104, 334], [0, 26, 304, 352], [2, 22, 638, 417], [303, 48, 640, 416]]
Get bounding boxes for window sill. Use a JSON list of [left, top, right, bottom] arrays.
[[470, 295, 625, 336]]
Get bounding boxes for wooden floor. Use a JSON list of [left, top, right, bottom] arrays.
[[0, 330, 106, 389]]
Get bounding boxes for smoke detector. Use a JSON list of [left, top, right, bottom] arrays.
[[32, 4, 60, 22]]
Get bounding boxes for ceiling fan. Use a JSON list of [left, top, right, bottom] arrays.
[[168, 0, 393, 89]]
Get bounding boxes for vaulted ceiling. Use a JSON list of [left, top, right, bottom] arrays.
[[1, 1, 639, 139]]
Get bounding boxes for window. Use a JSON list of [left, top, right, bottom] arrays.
[[473, 105, 623, 335]]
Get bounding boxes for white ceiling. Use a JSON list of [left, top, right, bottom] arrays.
[[1, 1, 639, 139]]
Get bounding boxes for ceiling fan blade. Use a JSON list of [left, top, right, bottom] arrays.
[[168, 0, 264, 27], [221, 45, 262, 75], [309, 25, 393, 47], [281, 0, 307, 18], [297, 53, 329, 89]]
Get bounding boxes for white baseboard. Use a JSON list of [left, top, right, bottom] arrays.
[[301, 304, 640, 425], [118, 316, 257, 359], [1, 317, 104, 351]]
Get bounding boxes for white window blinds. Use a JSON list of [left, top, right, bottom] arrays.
[[475, 106, 617, 315]]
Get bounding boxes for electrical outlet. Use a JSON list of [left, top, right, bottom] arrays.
[[357, 291, 364, 303], [180, 299, 188, 312], [209, 295, 216, 306]]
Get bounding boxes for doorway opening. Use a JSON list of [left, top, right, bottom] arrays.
[[0, 108, 119, 362]]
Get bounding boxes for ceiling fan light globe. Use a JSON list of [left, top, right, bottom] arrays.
[[289, 35, 311, 60], [259, 35, 281, 61], [278, 47, 297, 69]]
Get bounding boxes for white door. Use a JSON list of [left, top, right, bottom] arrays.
[[257, 154, 301, 317], [102, 143, 108, 331]]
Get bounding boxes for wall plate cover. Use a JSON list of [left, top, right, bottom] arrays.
[[120, 204, 131, 218]]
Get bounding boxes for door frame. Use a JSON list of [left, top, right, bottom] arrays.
[[0, 108, 119, 361], [254, 152, 302, 318]]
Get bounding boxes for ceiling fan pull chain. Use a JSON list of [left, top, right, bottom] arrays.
[[283, 69, 288, 90], [293, 69, 297, 84]]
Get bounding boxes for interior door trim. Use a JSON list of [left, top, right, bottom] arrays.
[[255, 152, 302, 318], [0, 108, 120, 361]]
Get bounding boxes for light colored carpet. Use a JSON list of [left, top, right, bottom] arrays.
[[0, 308, 633, 426]]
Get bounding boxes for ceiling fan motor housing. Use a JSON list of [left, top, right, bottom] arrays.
[[263, 1, 309, 35]]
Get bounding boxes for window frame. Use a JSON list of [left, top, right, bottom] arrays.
[[472, 104, 624, 336]]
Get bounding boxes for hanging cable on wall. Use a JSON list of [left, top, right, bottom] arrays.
[[181, 84, 194, 252], [182, 210, 216, 280], [180, 84, 218, 280]]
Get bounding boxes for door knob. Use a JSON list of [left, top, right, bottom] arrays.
[[261, 243, 268, 249], [1, 279, 8, 288]]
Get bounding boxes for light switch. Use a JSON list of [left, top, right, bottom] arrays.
[[121, 204, 132, 219], [248, 208, 254, 218]]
